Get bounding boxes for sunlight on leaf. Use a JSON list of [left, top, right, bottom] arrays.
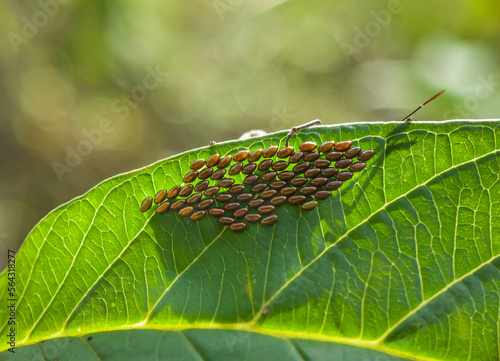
[[1, 120, 499, 361]]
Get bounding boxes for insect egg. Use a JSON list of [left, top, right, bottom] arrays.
[[318, 141, 334, 153], [208, 208, 225, 217], [229, 184, 246, 194], [303, 152, 320, 162], [258, 159, 273, 171], [210, 169, 226, 180], [242, 163, 257, 174], [299, 186, 317, 196], [154, 189, 168, 204], [183, 170, 199, 183], [334, 141, 352, 152], [228, 163, 243, 176], [179, 206, 194, 217], [304, 168, 321, 178], [270, 181, 287, 189], [208, 208, 226, 217], [288, 195, 306, 205], [234, 150, 249, 162], [358, 150, 375, 161], [194, 180, 209, 192], [325, 152, 343, 161], [277, 146, 294, 158], [198, 198, 214, 209], [249, 199, 265, 208], [258, 205, 275, 215], [260, 189, 277, 199], [310, 177, 328, 187], [321, 167, 338, 178], [270, 196, 287, 206], [336, 171, 354, 181], [290, 177, 308, 187], [237, 193, 253, 202], [244, 174, 259, 185], [313, 159, 330, 168], [155, 201, 171, 214], [140, 197, 153, 212], [314, 190, 332, 200], [216, 193, 233, 202], [299, 141, 317, 152], [288, 152, 304, 163], [198, 168, 213, 179], [224, 202, 240, 211], [345, 147, 361, 158], [335, 159, 352, 169], [280, 187, 297, 196], [229, 222, 247, 233], [186, 193, 202, 205], [350, 162, 367, 172], [206, 154, 220, 168], [204, 186, 220, 197], [208, 207, 226, 217], [325, 180, 342, 191], [261, 214, 278, 226], [261, 171, 277, 182], [171, 199, 186, 210], [248, 149, 263, 163], [233, 207, 249, 218], [278, 171, 295, 181], [190, 210, 206, 221], [272, 161, 289, 171], [217, 155, 232, 168], [263, 146, 278, 158], [190, 159, 205, 170], [219, 178, 235, 188], [245, 213, 262, 224], [301, 200, 318, 211], [219, 216, 235, 225], [292, 163, 310, 174], [251, 183, 267, 193], [179, 184, 194, 197], [167, 185, 181, 199]]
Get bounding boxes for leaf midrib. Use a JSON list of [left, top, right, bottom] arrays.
[[10, 324, 442, 361]]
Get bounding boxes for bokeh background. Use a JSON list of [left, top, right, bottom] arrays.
[[1, 0, 499, 270]]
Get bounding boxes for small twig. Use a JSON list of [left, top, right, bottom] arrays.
[[285, 119, 322, 147], [401, 90, 446, 122]]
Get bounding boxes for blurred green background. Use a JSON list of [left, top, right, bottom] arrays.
[[1, 0, 499, 270]]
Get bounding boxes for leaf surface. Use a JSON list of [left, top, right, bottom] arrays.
[[1, 120, 499, 361]]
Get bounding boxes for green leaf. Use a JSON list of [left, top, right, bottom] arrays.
[[1, 120, 499, 361]]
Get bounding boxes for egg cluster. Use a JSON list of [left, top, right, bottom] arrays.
[[140, 140, 374, 232]]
